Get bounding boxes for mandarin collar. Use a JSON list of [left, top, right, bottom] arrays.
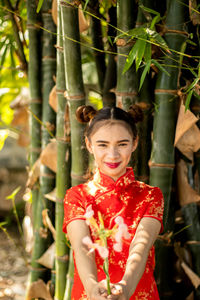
[[92, 167, 135, 189]]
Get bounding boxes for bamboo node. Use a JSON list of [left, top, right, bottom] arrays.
[[55, 254, 69, 262], [135, 102, 152, 111], [56, 136, 70, 143], [27, 23, 41, 30], [115, 91, 138, 97], [64, 91, 85, 101], [42, 56, 56, 61], [164, 27, 189, 37], [148, 161, 175, 168], [54, 44, 63, 52], [29, 147, 41, 153], [71, 172, 89, 182], [30, 99, 42, 104], [155, 89, 178, 95], [60, 0, 81, 8], [40, 172, 56, 178], [56, 89, 65, 95], [186, 241, 200, 245], [29, 266, 47, 271]]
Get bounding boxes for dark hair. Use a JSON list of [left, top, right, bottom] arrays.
[[76, 105, 143, 140]]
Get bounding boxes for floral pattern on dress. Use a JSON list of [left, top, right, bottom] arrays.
[[63, 167, 164, 300]]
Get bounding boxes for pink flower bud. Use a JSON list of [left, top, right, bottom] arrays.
[[84, 204, 94, 219]]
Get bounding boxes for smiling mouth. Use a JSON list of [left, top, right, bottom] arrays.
[[105, 162, 121, 169]]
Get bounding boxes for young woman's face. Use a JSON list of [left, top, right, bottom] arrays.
[[85, 122, 138, 181]]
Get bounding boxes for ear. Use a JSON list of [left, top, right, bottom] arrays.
[[132, 136, 139, 152], [85, 137, 93, 154]]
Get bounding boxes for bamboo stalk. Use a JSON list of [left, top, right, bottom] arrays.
[[149, 0, 188, 298], [63, 250, 74, 300], [116, 0, 138, 110], [149, 0, 188, 230], [60, 0, 88, 187], [29, 0, 57, 284], [133, 0, 154, 182], [89, 1, 106, 92], [54, 3, 71, 299], [60, 1, 88, 298], [102, 5, 117, 107], [27, 0, 42, 227]]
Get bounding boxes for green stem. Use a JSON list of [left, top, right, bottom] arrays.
[[105, 258, 111, 295]]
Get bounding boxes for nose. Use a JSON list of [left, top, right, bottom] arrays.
[[107, 146, 119, 160]]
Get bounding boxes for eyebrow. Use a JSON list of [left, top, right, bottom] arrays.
[[96, 139, 130, 143]]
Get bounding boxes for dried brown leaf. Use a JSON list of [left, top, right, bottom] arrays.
[[26, 279, 53, 300], [36, 243, 55, 269], [40, 141, 57, 172]]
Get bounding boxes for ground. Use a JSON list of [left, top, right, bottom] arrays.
[[0, 226, 29, 300]]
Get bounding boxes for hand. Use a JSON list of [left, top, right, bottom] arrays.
[[89, 280, 109, 300], [107, 281, 129, 300]]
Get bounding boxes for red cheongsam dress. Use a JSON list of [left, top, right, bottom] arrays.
[[63, 167, 164, 300]]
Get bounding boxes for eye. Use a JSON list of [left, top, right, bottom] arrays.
[[97, 143, 107, 147], [119, 143, 128, 147]]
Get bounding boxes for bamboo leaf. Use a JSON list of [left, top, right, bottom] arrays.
[[186, 77, 199, 93], [0, 222, 8, 228], [185, 89, 193, 112], [143, 41, 151, 62], [6, 186, 21, 200], [147, 29, 169, 51], [150, 14, 161, 29], [0, 45, 8, 67], [135, 39, 146, 71], [83, 0, 90, 11], [139, 60, 151, 91], [122, 41, 139, 74], [139, 5, 160, 16], [115, 27, 146, 41], [36, 0, 44, 13], [179, 41, 187, 69], [151, 59, 170, 76]]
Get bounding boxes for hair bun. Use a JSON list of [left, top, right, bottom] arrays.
[[76, 105, 97, 123], [128, 104, 144, 123]]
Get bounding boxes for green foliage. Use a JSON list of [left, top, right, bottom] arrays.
[[0, 0, 28, 127], [115, 5, 170, 89], [36, 0, 44, 13], [0, 129, 8, 150]]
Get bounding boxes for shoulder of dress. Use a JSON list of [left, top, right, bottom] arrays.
[[65, 183, 86, 195], [132, 180, 160, 192]]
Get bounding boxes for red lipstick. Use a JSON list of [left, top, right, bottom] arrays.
[[105, 162, 121, 169]]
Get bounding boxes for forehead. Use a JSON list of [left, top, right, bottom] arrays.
[[90, 120, 133, 141]]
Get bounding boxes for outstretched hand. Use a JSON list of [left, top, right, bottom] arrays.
[[89, 280, 110, 300], [106, 282, 129, 300], [89, 280, 129, 300]]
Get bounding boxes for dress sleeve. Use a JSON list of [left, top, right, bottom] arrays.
[[62, 187, 86, 234], [143, 187, 164, 233]]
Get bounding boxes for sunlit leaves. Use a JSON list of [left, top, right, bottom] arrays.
[[139, 60, 151, 90], [0, 129, 9, 151], [36, 0, 44, 13]]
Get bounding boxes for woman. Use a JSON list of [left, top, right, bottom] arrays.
[[63, 105, 164, 299]]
